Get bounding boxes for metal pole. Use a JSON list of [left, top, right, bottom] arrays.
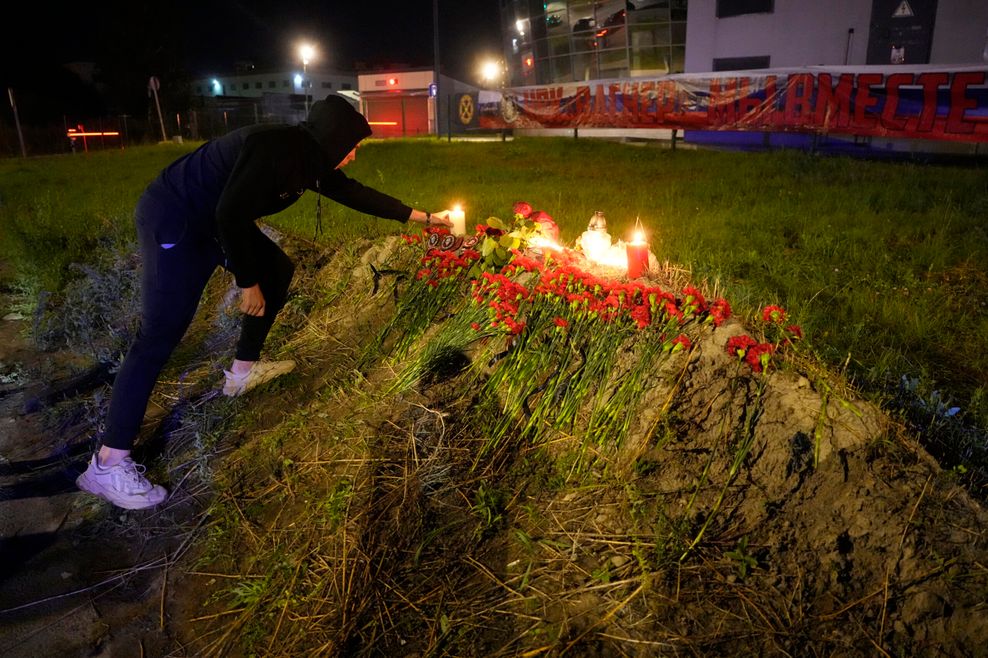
[[7, 88, 27, 157], [303, 62, 309, 115], [433, 0, 441, 138], [152, 86, 167, 141], [844, 28, 854, 65]]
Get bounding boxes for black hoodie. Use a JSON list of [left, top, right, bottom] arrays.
[[151, 95, 411, 288]]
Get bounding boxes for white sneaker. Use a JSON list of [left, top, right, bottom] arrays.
[[222, 360, 296, 397], [76, 455, 168, 510]]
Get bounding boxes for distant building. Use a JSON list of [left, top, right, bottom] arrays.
[[499, 0, 689, 86], [685, 0, 988, 72], [357, 69, 480, 137], [191, 68, 357, 100], [498, 0, 988, 86]]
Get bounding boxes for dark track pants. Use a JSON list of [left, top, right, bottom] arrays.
[[101, 191, 295, 450]]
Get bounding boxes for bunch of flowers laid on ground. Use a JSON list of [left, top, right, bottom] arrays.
[[377, 205, 804, 457], [724, 305, 803, 373]]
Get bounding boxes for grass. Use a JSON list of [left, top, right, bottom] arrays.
[[1, 136, 986, 443]]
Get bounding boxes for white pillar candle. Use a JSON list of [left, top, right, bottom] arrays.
[[450, 204, 466, 236]]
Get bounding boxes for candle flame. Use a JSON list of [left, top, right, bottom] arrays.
[[579, 230, 629, 269], [453, 203, 462, 212], [632, 230, 645, 244]]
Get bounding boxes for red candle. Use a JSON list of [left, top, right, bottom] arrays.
[[626, 236, 649, 279]]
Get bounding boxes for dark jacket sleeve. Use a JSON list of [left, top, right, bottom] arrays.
[[214, 136, 277, 288], [317, 169, 412, 223]]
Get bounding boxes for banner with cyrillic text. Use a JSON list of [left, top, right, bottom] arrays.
[[477, 66, 988, 142]]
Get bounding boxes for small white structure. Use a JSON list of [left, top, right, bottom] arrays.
[[192, 69, 356, 99]]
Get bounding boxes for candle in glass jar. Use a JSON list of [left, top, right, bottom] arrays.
[[449, 204, 466, 236], [626, 230, 650, 279]]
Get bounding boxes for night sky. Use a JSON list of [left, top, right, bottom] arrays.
[[0, 0, 503, 118]]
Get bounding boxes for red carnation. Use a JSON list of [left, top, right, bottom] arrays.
[[745, 343, 775, 373], [709, 298, 732, 327], [513, 201, 534, 219], [671, 334, 692, 352], [762, 305, 787, 324], [726, 334, 758, 358], [554, 317, 569, 328]]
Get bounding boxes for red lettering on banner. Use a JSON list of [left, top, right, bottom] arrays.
[[853, 73, 883, 129], [881, 73, 912, 131], [638, 82, 656, 123], [785, 73, 814, 126], [609, 83, 622, 119], [737, 78, 760, 121], [815, 73, 854, 130], [657, 80, 678, 118], [592, 85, 607, 119], [624, 83, 641, 122], [917, 72, 948, 132], [764, 75, 784, 128], [946, 71, 984, 134], [574, 86, 591, 119], [708, 78, 734, 126], [482, 67, 985, 140]]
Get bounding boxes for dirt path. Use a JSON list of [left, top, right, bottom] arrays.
[[0, 277, 199, 656]]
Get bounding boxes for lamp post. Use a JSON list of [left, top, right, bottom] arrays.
[[298, 43, 315, 114], [481, 58, 505, 87]]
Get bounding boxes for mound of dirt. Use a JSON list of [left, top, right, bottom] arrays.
[[177, 236, 987, 656]]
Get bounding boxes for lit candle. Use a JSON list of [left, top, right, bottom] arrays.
[[626, 229, 650, 279], [449, 204, 466, 236]]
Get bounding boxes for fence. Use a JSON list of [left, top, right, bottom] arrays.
[[0, 94, 312, 157]]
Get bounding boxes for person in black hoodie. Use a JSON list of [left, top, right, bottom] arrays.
[[76, 95, 450, 510]]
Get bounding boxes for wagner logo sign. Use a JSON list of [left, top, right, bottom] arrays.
[[457, 94, 476, 125]]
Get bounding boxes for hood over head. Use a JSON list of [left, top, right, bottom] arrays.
[[299, 95, 372, 168]]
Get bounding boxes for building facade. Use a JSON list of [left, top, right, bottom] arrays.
[[499, 1, 988, 87], [499, 0, 689, 86], [686, 0, 988, 72], [191, 69, 356, 100]]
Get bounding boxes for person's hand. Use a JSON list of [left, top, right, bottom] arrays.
[[426, 210, 452, 228], [240, 284, 266, 317]]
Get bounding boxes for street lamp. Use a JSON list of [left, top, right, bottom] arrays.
[[298, 42, 316, 114], [481, 59, 504, 87]]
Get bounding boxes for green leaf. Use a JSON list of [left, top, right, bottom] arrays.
[[487, 216, 508, 231]]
